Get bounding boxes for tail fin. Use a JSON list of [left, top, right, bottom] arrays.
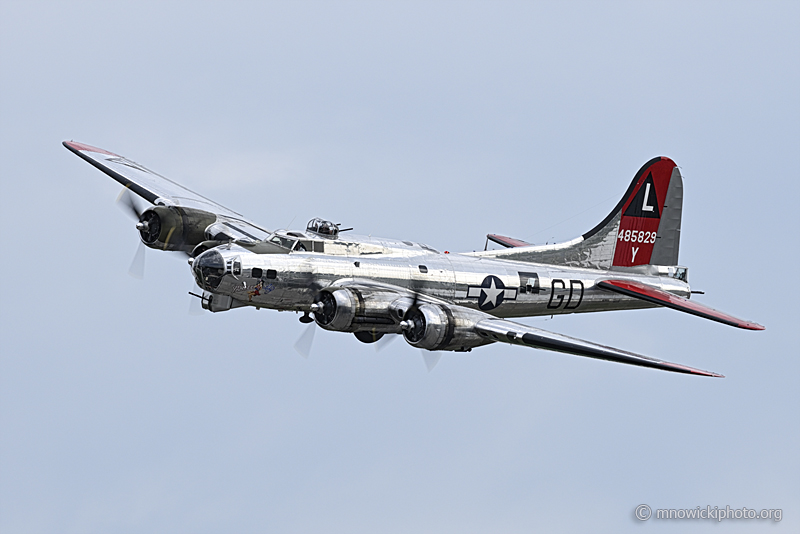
[[480, 157, 683, 270], [591, 156, 683, 268]]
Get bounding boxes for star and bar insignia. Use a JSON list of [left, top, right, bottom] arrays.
[[467, 275, 517, 311]]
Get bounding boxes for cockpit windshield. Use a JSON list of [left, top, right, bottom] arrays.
[[306, 218, 339, 237]]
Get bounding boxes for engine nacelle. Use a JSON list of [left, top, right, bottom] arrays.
[[137, 206, 217, 253], [402, 303, 491, 352], [312, 288, 361, 331]]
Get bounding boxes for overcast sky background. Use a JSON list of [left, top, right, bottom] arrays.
[[1, 1, 798, 532]]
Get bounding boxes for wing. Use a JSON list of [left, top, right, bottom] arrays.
[[63, 140, 271, 241], [597, 279, 764, 330], [475, 317, 723, 377], [326, 279, 722, 376]]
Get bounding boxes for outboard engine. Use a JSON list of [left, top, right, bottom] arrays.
[[401, 304, 454, 350], [401, 303, 491, 352], [136, 206, 217, 252]]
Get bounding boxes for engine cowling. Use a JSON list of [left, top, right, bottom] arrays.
[[312, 289, 361, 331], [137, 206, 217, 252], [402, 303, 491, 352]]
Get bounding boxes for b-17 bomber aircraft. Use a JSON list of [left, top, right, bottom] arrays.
[[64, 141, 764, 377]]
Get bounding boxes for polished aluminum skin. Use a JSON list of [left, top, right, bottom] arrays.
[[64, 141, 764, 377]]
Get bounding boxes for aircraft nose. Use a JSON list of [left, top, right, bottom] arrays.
[[193, 249, 225, 290]]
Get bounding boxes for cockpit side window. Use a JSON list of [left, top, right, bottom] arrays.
[[269, 235, 297, 249]]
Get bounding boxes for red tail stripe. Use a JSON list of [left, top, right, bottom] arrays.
[[612, 157, 675, 267]]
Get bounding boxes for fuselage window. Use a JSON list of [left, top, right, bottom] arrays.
[[518, 272, 540, 294], [233, 260, 241, 276], [266, 269, 277, 279], [418, 265, 428, 273], [313, 242, 324, 253], [251, 267, 263, 278]]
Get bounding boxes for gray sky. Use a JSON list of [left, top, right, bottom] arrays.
[[1, 1, 798, 532]]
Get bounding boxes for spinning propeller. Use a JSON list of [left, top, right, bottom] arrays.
[[295, 284, 442, 371], [396, 287, 443, 371], [118, 188, 204, 316], [294, 324, 316, 358], [116, 188, 148, 279], [292, 271, 329, 358]]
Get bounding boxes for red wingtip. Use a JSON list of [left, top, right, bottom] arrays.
[[63, 140, 117, 156], [598, 280, 765, 331], [664, 362, 725, 378]]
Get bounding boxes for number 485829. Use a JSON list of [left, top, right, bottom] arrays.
[[618, 229, 656, 243]]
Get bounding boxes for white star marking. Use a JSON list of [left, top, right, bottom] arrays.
[[481, 278, 504, 308]]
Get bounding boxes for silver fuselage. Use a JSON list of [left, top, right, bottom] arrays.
[[194, 232, 690, 328]]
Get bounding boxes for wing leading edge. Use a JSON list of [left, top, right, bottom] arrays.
[[475, 318, 723, 377], [63, 140, 271, 240], [597, 280, 765, 331]]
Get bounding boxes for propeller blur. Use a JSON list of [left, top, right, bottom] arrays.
[[64, 140, 764, 377]]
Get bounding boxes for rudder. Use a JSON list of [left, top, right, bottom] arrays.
[[605, 157, 683, 267], [478, 157, 683, 270]]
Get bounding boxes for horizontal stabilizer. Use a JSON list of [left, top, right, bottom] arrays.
[[475, 319, 722, 377], [487, 234, 532, 248], [597, 280, 764, 330]]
